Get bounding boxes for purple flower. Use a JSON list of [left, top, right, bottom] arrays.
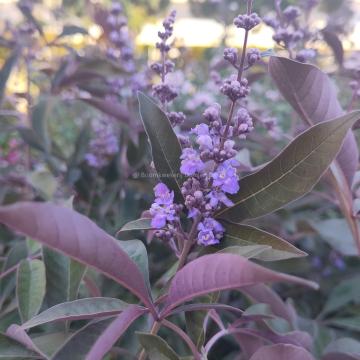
[[197, 217, 224, 246], [150, 203, 176, 228], [150, 183, 178, 229], [220, 76, 249, 102], [224, 48, 238, 65], [207, 190, 234, 209], [234, 13, 261, 30], [212, 159, 239, 194], [180, 148, 205, 176], [154, 183, 174, 205]]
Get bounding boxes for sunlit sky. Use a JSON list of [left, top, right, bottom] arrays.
[[0, 0, 359, 50]]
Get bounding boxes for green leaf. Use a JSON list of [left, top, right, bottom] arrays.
[[118, 240, 150, 289], [117, 218, 152, 234], [27, 168, 57, 200], [31, 98, 55, 153], [0, 333, 40, 359], [137, 92, 183, 201], [309, 219, 358, 255], [216, 111, 360, 222], [137, 332, 180, 360], [57, 25, 88, 38], [17, 128, 45, 152], [43, 248, 86, 308], [321, 276, 360, 316], [16, 259, 46, 323], [0, 47, 21, 105], [328, 317, 360, 332], [218, 245, 272, 258], [219, 223, 307, 261], [0, 242, 28, 303], [22, 298, 128, 330], [32, 332, 71, 358]]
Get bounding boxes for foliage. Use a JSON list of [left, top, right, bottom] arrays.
[[0, 0, 360, 359]]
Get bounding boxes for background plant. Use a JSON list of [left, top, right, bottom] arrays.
[[0, 0, 360, 359]]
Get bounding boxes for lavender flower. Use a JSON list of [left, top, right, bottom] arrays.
[[212, 159, 240, 194], [197, 218, 224, 246], [85, 117, 119, 169], [148, 7, 258, 246]]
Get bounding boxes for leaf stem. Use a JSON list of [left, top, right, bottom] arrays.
[[220, 0, 253, 149]]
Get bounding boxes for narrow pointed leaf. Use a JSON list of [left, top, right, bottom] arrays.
[[269, 56, 358, 186], [242, 284, 294, 324], [162, 254, 318, 316], [0, 202, 155, 313], [250, 344, 315, 360], [221, 223, 306, 261], [117, 218, 152, 234], [137, 332, 180, 360], [0, 332, 40, 359], [52, 306, 145, 360], [0, 47, 21, 105], [43, 248, 86, 307], [21, 298, 128, 330], [138, 92, 183, 201], [6, 325, 47, 359], [17, 259, 46, 323], [217, 111, 360, 222], [117, 240, 150, 288]]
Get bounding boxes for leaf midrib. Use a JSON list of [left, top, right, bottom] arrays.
[[217, 114, 356, 217]]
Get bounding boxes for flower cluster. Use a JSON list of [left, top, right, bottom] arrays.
[[151, 11, 186, 126], [106, 2, 135, 72], [264, 3, 317, 62], [148, 9, 260, 247], [85, 117, 119, 169]]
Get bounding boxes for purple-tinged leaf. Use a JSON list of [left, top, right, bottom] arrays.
[[234, 332, 267, 359], [269, 56, 358, 186], [52, 305, 145, 360], [161, 254, 318, 316], [242, 284, 294, 324], [21, 298, 128, 330], [322, 338, 360, 360], [6, 324, 48, 359], [0, 332, 40, 359], [249, 344, 315, 360], [0, 202, 156, 315], [168, 303, 243, 317]]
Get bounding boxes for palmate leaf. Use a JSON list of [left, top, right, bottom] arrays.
[[216, 111, 360, 222], [16, 259, 46, 323], [161, 253, 318, 316], [0, 202, 155, 315], [21, 298, 128, 330], [51, 306, 145, 360], [269, 56, 358, 186], [138, 92, 183, 201], [249, 344, 315, 360], [219, 223, 306, 261]]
